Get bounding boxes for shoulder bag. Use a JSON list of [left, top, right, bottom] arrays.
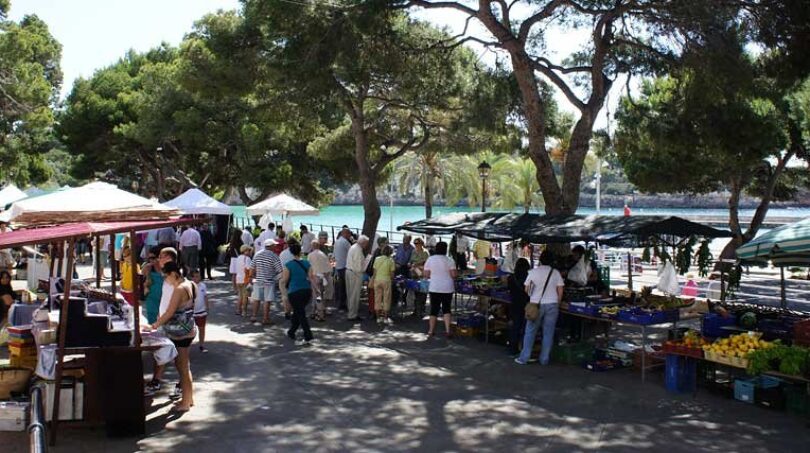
[[525, 268, 553, 322], [162, 283, 197, 338]]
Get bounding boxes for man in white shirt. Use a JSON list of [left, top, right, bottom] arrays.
[[308, 240, 332, 319], [241, 228, 255, 248], [345, 235, 369, 321], [300, 225, 315, 254], [279, 240, 295, 265], [333, 229, 352, 310], [254, 223, 277, 252], [178, 226, 202, 276], [516, 251, 565, 366]]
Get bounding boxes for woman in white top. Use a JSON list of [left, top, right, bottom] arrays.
[[515, 251, 565, 365], [423, 241, 457, 338]]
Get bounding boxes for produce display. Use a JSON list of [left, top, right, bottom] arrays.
[[702, 332, 774, 368], [663, 330, 709, 358], [747, 343, 810, 377]]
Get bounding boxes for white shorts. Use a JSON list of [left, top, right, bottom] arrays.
[[251, 283, 276, 302]]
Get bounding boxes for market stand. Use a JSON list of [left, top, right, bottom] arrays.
[[399, 213, 735, 382], [0, 217, 201, 445]]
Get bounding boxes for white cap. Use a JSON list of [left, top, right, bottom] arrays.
[[264, 238, 277, 247]]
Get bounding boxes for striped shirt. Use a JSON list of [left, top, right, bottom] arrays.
[[251, 249, 283, 285]]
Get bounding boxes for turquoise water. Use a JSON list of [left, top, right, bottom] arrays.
[[231, 205, 810, 232]]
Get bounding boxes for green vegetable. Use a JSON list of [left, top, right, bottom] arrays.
[[747, 344, 810, 377], [695, 240, 712, 278]]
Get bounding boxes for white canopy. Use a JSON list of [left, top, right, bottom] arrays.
[[9, 181, 177, 225], [0, 184, 28, 208], [246, 193, 319, 217], [164, 188, 232, 216]]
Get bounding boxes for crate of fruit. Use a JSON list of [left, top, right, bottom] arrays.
[[662, 342, 704, 359], [704, 350, 749, 369]]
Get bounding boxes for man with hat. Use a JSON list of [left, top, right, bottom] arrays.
[[250, 238, 283, 325]]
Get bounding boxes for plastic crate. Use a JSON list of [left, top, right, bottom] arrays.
[[567, 303, 600, 317], [794, 319, 810, 346], [456, 314, 486, 328], [551, 342, 594, 365], [584, 358, 624, 372], [756, 386, 786, 410], [757, 318, 794, 342], [734, 376, 782, 404], [734, 379, 756, 403], [665, 354, 697, 394], [616, 308, 679, 325], [702, 313, 737, 338], [784, 385, 810, 416]]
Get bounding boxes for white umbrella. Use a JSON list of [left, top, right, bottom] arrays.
[[0, 184, 28, 207], [164, 188, 233, 216], [246, 193, 319, 217], [9, 181, 177, 225]]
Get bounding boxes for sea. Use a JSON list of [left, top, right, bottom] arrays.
[[230, 205, 810, 234]]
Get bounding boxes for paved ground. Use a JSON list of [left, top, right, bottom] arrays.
[[3, 275, 810, 452]]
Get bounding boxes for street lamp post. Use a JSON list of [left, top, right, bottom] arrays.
[[477, 161, 491, 213]]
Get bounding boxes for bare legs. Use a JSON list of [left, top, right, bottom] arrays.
[[174, 346, 193, 411]]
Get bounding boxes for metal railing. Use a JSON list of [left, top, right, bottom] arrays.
[[29, 385, 47, 453]]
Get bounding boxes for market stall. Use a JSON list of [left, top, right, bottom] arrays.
[[0, 217, 200, 445], [398, 213, 735, 382]]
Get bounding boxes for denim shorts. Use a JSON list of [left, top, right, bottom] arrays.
[[251, 283, 276, 302]]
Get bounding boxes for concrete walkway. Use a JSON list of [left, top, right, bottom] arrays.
[[4, 275, 810, 452]]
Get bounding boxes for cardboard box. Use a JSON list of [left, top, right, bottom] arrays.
[[0, 401, 29, 432]]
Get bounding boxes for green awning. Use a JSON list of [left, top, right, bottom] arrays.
[[737, 217, 810, 267]]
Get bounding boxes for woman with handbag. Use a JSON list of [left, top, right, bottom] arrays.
[[151, 261, 197, 412], [507, 258, 531, 356], [280, 242, 317, 345], [423, 241, 457, 338], [515, 251, 565, 365]]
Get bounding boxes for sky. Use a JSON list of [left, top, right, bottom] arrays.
[[10, 0, 615, 128]]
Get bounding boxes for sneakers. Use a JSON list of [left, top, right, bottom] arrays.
[[514, 358, 527, 365], [144, 380, 161, 396], [199, 345, 208, 353], [377, 317, 384, 326], [295, 339, 307, 346], [385, 318, 394, 326], [169, 383, 182, 400]]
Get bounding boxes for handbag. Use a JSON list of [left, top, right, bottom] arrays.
[[162, 284, 197, 338], [525, 268, 553, 321]]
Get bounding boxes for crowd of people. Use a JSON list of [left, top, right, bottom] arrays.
[[118, 220, 605, 414]]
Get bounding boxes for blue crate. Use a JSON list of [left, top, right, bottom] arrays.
[[567, 304, 600, 317], [665, 354, 697, 394], [456, 314, 486, 328], [702, 313, 737, 338], [734, 376, 782, 404], [616, 308, 679, 325]]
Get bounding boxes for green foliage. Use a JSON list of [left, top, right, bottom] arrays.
[[59, 11, 341, 204], [0, 12, 62, 185], [748, 343, 810, 376], [696, 240, 713, 278]]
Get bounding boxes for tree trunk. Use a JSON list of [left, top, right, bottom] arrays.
[[424, 172, 433, 219], [716, 151, 794, 269], [561, 113, 598, 214], [350, 114, 381, 238], [508, 49, 563, 214]]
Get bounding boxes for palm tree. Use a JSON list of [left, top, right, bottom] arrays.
[[395, 150, 444, 218], [493, 157, 544, 213]]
